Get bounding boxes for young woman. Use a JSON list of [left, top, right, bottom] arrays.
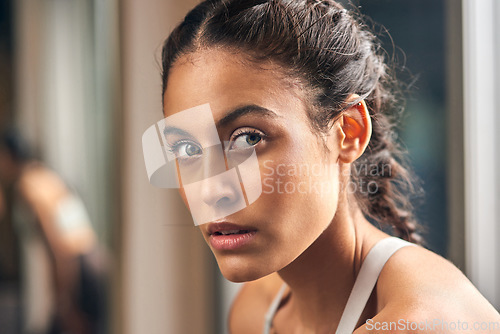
[[155, 0, 500, 332]]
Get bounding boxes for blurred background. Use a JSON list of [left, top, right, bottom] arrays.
[[0, 0, 498, 333]]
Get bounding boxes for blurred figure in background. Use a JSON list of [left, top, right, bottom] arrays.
[[0, 129, 21, 333], [0, 128, 108, 334]]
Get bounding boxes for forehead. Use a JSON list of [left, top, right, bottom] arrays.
[[162, 48, 307, 120]]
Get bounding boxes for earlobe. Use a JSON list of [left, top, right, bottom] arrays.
[[338, 97, 372, 164]]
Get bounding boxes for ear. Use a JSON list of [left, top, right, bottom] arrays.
[[337, 95, 372, 164]]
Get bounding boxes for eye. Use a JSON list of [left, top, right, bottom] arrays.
[[229, 128, 264, 150], [245, 133, 262, 146], [169, 140, 202, 158]]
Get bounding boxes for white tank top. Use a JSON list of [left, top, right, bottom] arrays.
[[263, 237, 415, 334]]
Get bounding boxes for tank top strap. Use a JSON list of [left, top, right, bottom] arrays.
[[263, 283, 287, 334], [262, 237, 415, 334], [335, 237, 415, 334]]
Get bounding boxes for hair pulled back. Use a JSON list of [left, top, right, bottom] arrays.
[[161, 0, 423, 244]]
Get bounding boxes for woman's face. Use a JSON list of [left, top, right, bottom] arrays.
[[163, 49, 342, 282]]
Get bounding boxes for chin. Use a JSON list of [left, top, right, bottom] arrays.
[[217, 256, 273, 283], [221, 270, 267, 283]]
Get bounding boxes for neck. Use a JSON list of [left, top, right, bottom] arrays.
[[277, 194, 386, 333]]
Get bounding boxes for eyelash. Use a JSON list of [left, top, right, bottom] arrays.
[[229, 128, 266, 147], [166, 139, 199, 156], [230, 128, 264, 141], [166, 127, 266, 157]]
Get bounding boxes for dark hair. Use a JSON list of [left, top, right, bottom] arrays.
[[0, 127, 31, 164], [161, 0, 423, 244]]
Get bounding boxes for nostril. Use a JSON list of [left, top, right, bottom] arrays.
[[215, 196, 233, 207]]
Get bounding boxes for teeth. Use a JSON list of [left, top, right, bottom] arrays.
[[214, 229, 252, 236], [219, 230, 240, 235]]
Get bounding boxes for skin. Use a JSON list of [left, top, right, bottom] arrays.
[[163, 48, 500, 334]]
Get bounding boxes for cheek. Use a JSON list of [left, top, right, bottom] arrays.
[[259, 159, 340, 233], [257, 128, 340, 226]]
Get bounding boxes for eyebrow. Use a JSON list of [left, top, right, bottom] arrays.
[[162, 126, 194, 140], [162, 104, 278, 139], [216, 104, 279, 128]]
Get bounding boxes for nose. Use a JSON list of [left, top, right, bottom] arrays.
[[200, 168, 242, 208], [201, 144, 226, 180], [199, 144, 241, 208], [181, 145, 247, 225]]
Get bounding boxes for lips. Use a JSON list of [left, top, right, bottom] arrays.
[[207, 222, 257, 250], [213, 229, 251, 235], [207, 222, 256, 236]]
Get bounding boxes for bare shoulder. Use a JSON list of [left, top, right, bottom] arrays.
[[228, 272, 285, 334], [356, 244, 500, 333]]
